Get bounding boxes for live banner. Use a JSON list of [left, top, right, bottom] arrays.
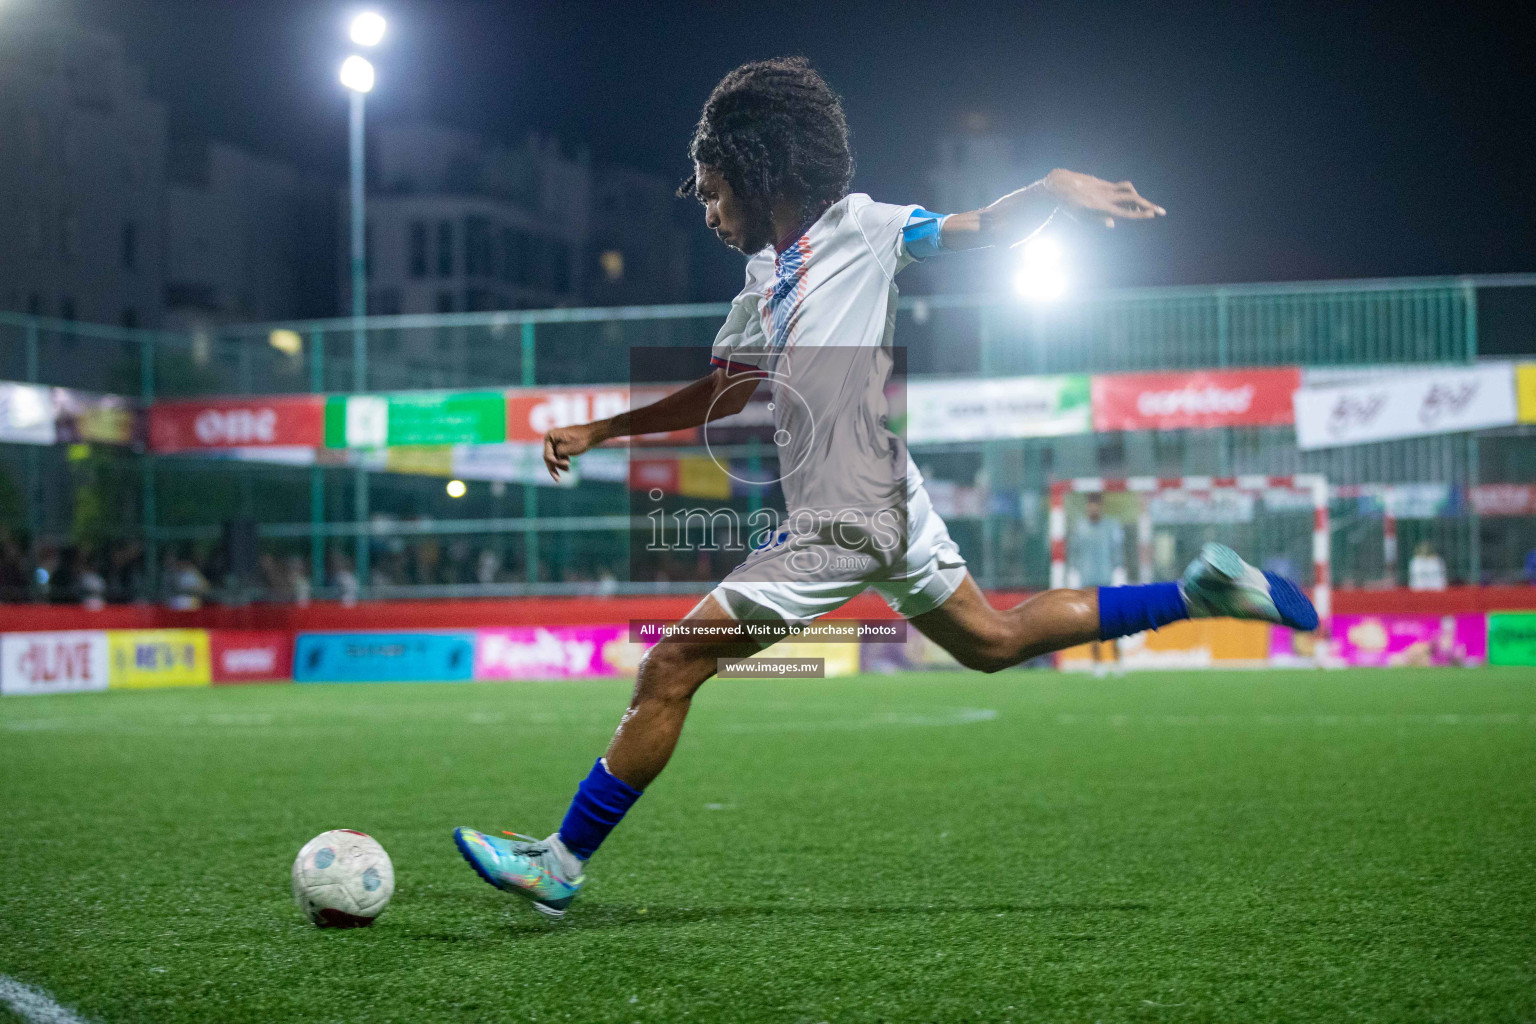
[[1294, 363, 1517, 450]]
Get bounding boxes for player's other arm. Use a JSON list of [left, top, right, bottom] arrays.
[[938, 169, 1165, 250], [542, 369, 759, 481]]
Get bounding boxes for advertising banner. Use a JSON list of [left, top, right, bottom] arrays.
[[108, 629, 212, 688], [1, 631, 110, 696], [1293, 364, 1517, 450], [906, 375, 1090, 444], [0, 382, 57, 445], [1091, 367, 1301, 431], [1332, 614, 1487, 667], [210, 630, 294, 684], [1058, 619, 1272, 670], [504, 386, 695, 446], [324, 392, 506, 448], [1469, 484, 1536, 518], [151, 395, 326, 452], [1488, 612, 1536, 666], [474, 625, 647, 680], [1516, 363, 1536, 424], [294, 631, 475, 682]]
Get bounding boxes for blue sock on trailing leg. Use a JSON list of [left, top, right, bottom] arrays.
[[1097, 583, 1189, 640], [557, 758, 643, 861]]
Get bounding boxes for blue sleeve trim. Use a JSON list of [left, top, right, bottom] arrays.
[[902, 208, 950, 261]]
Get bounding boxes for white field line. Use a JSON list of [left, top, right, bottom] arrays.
[[0, 975, 96, 1024]]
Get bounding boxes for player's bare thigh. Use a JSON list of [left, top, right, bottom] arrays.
[[906, 572, 1099, 673], [631, 592, 774, 700]]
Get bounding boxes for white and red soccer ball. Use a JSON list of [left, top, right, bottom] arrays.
[[291, 830, 395, 928]]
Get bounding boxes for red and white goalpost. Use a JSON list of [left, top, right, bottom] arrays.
[[1049, 474, 1331, 629]]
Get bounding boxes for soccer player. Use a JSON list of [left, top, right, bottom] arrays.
[[1070, 493, 1127, 675], [455, 58, 1318, 918]]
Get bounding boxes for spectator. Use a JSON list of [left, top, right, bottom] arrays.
[[76, 546, 106, 611], [1070, 493, 1127, 676], [1408, 540, 1448, 591], [476, 548, 501, 585], [329, 551, 360, 606], [164, 550, 209, 610], [286, 555, 312, 607]]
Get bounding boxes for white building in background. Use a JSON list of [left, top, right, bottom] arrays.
[[0, 19, 166, 328]]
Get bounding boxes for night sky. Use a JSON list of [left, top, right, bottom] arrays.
[[60, 0, 1536, 293]]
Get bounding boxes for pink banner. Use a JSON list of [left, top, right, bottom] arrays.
[[473, 625, 647, 680], [1333, 614, 1487, 667]]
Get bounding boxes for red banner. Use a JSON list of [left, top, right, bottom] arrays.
[[1470, 484, 1536, 518], [151, 396, 325, 452], [210, 630, 293, 684], [1092, 367, 1301, 431], [504, 386, 695, 445]]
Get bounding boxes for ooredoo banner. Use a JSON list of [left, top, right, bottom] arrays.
[[1333, 614, 1487, 667], [1293, 364, 1517, 450], [107, 629, 212, 688], [151, 396, 326, 452], [474, 625, 646, 680], [294, 632, 475, 682], [1091, 368, 1301, 431], [210, 630, 294, 684], [1, 631, 110, 696]]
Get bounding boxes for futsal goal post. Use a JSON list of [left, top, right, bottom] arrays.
[[1048, 474, 1331, 631]]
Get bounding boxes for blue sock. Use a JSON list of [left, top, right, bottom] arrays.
[[557, 758, 643, 861], [1097, 583, 1189, 640]]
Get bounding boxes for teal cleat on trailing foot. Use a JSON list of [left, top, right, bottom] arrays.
[[453, 827, 585, 919], [1179, 542, 1319, 632]]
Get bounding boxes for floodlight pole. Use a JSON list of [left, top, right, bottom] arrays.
[[348, 86, 371, 591]]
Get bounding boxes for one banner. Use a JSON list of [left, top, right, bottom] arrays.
[[906, 375, 1090, 444], [1, 631, 109, 696], [474, 625, 647, 680], [1469, 484, 1536, 518], [324, 392, 506, 448], [210, 630, 294, 684], [1091, 367, 1300, 431], [0, 382, 57, 444], [1332, 614, 1487, 667], [294, 631, 475, 682], [151, 395, 325, 452], [1293, 363, 1517, 450], [1516, 363, 1536, 424], [53, 388, 142, 446], [1488, 612, 1536, 666], [108, 629, 212, 688], [1058, 619, 1272, 670]]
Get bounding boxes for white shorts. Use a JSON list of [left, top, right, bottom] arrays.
[[712, 479, 969, 628]]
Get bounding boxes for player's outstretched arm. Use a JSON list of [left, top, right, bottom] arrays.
[[940, 169, 1165, 250], [542, 369, 759, 481]]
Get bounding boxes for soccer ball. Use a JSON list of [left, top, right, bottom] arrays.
[[291, 829, 395, 928]]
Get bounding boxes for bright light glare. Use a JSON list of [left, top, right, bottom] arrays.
[[349, 11, 387, 46], [339, 55, 375, 93], [446, 479, 467, 498], [1013, 236, 1068, 302]]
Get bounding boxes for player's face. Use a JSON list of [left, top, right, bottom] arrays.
[[696, 163, 769, 254], [1086, 499, 1102, 522]]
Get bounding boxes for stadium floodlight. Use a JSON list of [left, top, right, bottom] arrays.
[[446, 479, 467, 498], [1013, 236, 1068, 302], [339, 55, 376, 93], [349, 11, 387, 47]]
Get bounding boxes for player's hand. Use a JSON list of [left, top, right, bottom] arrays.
[[1043, 169, 1165, 229], [543, 424, 598, 481]]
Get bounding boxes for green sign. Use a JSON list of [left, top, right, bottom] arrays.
[[324, 392, 506, 448], [1488, 612, 1536, 666]]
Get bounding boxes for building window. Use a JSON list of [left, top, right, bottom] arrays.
[[368, 288, 401, 315], [502, 228, 532, 286], [409, 221, 428, 278], [120, 307, 138, 329], [599, 249, 624, 282], [121, 222, 138, 270], [59, 296, 77, 321], [436, 220, 454, 277], [26, 293, 43, 316], [435, 290, 455, 313], [464, 216, 492, 279]]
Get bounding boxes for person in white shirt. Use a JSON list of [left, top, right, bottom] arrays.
[[1408, 540, 1448, 591], [1070, 494, 1128, 674], [454, 57, 1317, 918]]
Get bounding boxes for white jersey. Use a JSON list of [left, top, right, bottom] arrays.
[[708, 194, 925, 516]]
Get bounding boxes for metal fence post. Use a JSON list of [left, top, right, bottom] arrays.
[[522, 321, 538, 588], [1462, 280, 1480, 585], [24, 322, 41, 573], [309, 330, 326, 591], [141, 331, 158, 597]]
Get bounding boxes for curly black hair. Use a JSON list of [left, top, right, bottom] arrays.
[[679, 57, 854, 233]]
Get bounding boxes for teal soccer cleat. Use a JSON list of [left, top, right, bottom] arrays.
[[453, 827, 585, 919], [1178, 542, 1319, 632]]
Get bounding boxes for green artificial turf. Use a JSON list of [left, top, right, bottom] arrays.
[[1, 669, 1534, 1023]]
